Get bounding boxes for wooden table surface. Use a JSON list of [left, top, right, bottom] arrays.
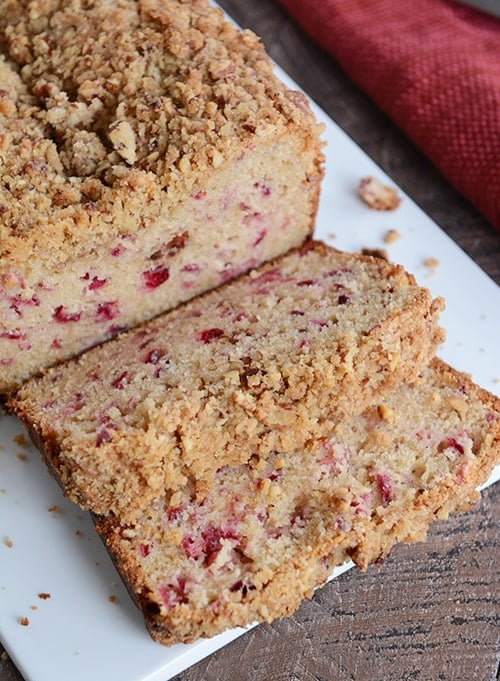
[[1, 1, 499, 680]]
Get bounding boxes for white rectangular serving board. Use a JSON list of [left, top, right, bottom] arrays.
[[1, 9, 499, 681]]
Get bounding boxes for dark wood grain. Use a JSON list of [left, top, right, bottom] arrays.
[[1, 1, 499, 679]]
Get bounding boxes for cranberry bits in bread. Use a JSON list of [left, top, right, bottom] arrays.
[[9, 243, 445, 521], [94, 360, 499, 645], [0, 0, 324, 393]]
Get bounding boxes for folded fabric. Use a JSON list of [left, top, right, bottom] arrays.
[[277, 0, 500, 230]]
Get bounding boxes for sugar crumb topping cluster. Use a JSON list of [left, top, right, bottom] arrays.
[[0, 0, 318, 256]]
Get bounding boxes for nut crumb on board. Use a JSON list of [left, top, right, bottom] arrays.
[[48, 505, 60, 513], [358, 176, 401, 211], [383, 229, 401, 244], [424, 257, 440, 269], [19, 617, 29, 627], [16, 453, 27, 461], [12, 434, 28, 447], [108, 595, 117, 603], [4, 537, 13, 548], [38, 593, 51, 600]]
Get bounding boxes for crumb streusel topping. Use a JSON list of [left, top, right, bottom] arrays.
[[0, 0, 319, 261]]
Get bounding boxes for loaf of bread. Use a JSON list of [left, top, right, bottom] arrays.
[[9, 242, 445, 519], [93, 359, 499, 645], [0, 0, 324, 393]]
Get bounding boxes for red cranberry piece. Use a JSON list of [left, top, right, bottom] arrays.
[[254, 181, 271, 196], [196, 328, 225, 343], [95, 301, 120, 321], [96, 429, 111, 445], [252, 229, 266, 247], [110, 371, 129, 390], [139, 543, 151, 557], [181, 263, 200, 273], [108, 324, 127, 335], [159, 576, 189, 608], [297, 279, 317, 287], [1, 330, 23, 340], [9, 294, 40, 311], [142, 265, 170, 289], [447, 437, 465, 455], [144, 348, 165, 364], [337, 294, 350, 305], [89, 276, 107, 290], [110, 245, 124, 257], [81, 273, 107, 290], [118, 524, 135, 538], [181, 535, 200, 560], [166, 506, 184, 522], [251, 268, 281, 285], [376, 472, 393, 505], [202, 527, 239, 567], [53, 306, 81, 323]]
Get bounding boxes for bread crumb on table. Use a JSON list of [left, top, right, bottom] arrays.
[[358, 176, 401, 211], [12, 434, 28, 447], [38, 593, 51, 600], [3, 537, 13, 548], [383, 229, 402, 244], [424, 257, 440, 269], [19, 617, 29, 627]]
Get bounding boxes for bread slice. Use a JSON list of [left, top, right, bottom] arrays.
[[9, 242, 445, 519], [93, 359, 499, 645], [0, 0, 324, 393]]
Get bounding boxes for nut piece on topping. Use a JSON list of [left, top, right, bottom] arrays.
[[359, 176, 401, 211]]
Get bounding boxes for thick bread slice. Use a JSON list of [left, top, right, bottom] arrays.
[[94, 359, 500, 645], [9, 242, 444, 519]]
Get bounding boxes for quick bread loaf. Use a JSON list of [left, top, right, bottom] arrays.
[[0, 0, 324, 393], [9, 242, 445, 520], [93, 359, 499, 645]]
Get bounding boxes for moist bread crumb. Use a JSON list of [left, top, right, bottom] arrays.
[[94, 359, 500, 645], [9, 242, 445, 520], [384, 229, 402, 244], [0, 0, 324, 393], [359, 176, 401, 211]]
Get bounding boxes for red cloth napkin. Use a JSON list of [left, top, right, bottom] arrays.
[[276, 0, 500, 230]]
